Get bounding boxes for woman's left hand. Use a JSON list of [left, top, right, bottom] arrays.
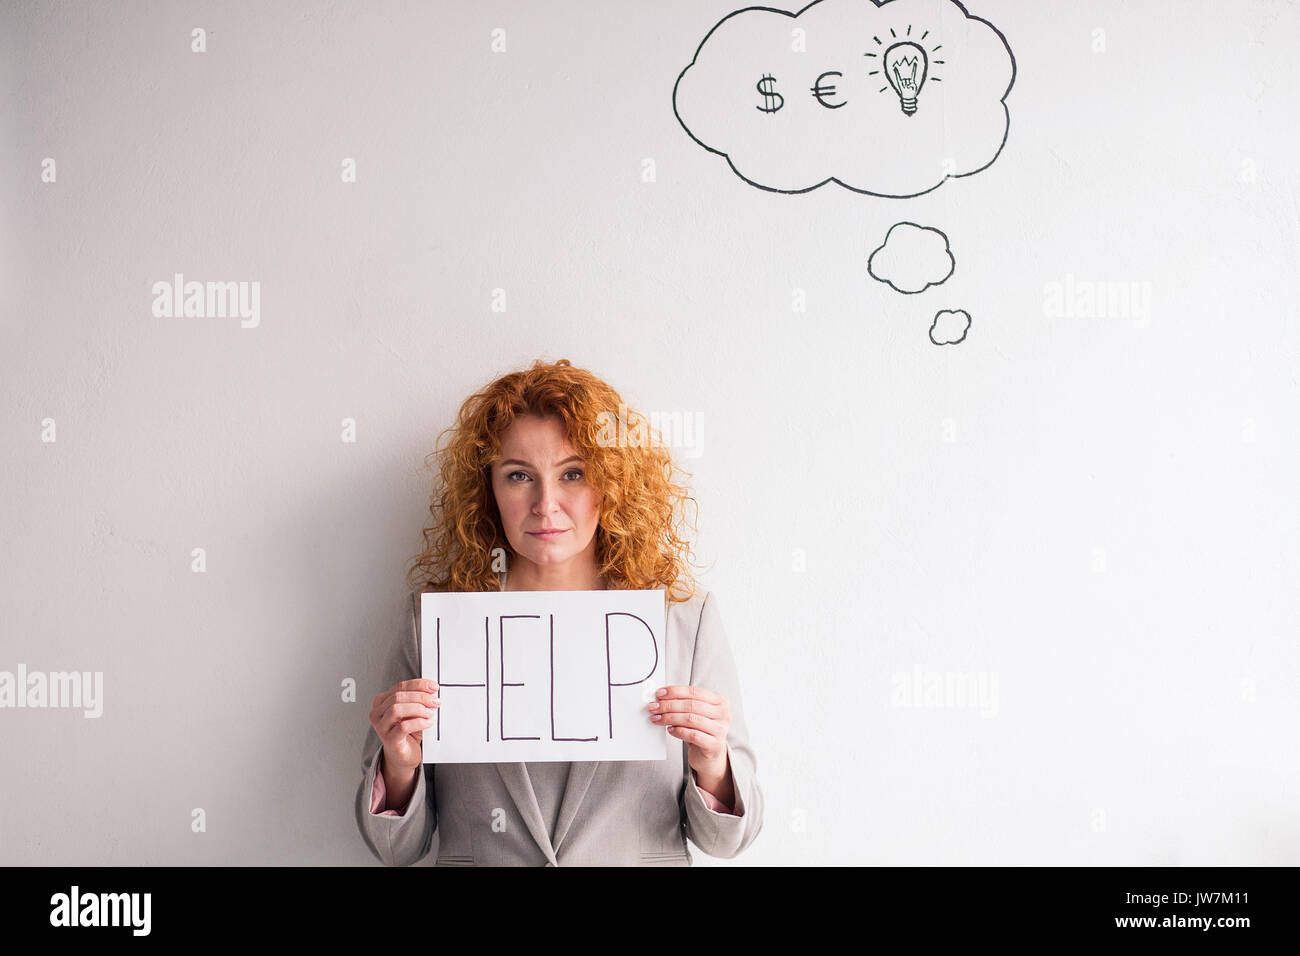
[[648, 684, 733, 790]]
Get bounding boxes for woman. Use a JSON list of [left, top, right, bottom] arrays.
[[354, 358, 762, 865]]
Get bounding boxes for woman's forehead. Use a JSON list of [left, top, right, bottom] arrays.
[[497, 415, 579, 461]]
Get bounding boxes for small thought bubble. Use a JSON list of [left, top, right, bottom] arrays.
[[930, 309, 971, 345], [869, 222, 955, 294]]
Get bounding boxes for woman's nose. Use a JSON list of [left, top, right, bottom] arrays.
[[531, 478, 561, 512]]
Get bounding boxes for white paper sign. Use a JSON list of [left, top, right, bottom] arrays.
[[420, 589, 668, 763]]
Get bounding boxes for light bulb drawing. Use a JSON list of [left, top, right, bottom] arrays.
[[864, 26, 945, 117], [883, 42, 927, 115]]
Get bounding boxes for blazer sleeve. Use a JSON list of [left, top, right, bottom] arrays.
[[681, 591, 764, 858], [353, 591, 438, 866]]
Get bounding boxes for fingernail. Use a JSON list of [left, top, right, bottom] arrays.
[[656, 688, 667, 697], [647, 702, 659, 711]]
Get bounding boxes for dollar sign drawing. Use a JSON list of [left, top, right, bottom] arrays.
[[755, 74, 784, 113]]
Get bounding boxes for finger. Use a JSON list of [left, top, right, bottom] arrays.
[[396, 679, 439, 693], [380, 678, 439, 702], [664, 724, 726, 756], [371, 681, 439, 713], [384, 701, 440, 723], [373, 693, 437, 723], [391, 690, 440, 706], [386, 700, 440, 717], [648, 697, 723, 719], [653, 712, 727, 738], [655, 685, 725, 706], [372, 695, 438, 721], [393, 715, 435, 738], [378, 702, 440, 735]]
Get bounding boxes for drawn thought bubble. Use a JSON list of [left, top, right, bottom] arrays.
[[869, 222, 954, 294], [673, 0, 1015, 198], [930, 309, 971, 345]]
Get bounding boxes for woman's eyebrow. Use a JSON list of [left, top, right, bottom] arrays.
[[497, 456, 584, 468]]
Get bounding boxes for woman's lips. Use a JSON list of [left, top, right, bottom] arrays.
[[528, 529, 568, 540]]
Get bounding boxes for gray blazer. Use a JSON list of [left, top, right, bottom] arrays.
[[354, 589, 763, 866]]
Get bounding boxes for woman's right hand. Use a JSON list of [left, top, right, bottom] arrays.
[[370, 678, 440, 774]]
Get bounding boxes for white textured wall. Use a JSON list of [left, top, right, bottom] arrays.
[[1, 0, 1297, 865]]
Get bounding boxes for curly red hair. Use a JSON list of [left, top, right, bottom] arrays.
[[405, 358, 702, 604]]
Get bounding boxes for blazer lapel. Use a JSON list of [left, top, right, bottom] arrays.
[[494, 763, 558, 865], [551, 761, 599, 855]]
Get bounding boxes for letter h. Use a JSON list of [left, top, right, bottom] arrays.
[[436, 616, 489, 741]]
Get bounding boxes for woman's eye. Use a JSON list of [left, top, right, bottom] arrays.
[[505, 469, 582, 482]]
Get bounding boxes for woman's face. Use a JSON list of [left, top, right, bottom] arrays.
[[490, 414, 602, 577]]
